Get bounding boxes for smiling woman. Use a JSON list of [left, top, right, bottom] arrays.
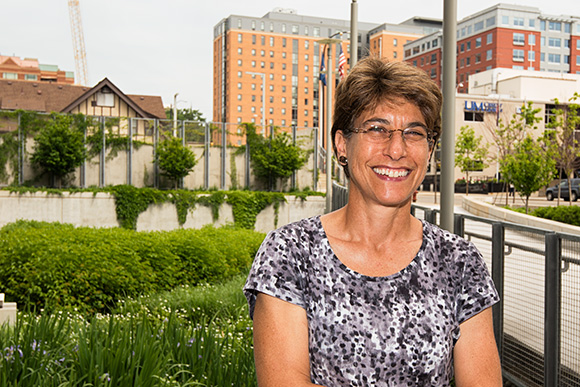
[[244, 57, 502, 387]]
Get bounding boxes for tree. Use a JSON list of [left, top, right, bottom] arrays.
[[156, 137, 197, 189], [31, 113, 86, 188], [165, 107, 206, 122], [484, 101, 542, 204], [503, 135, 557, 213], [546, 93, 580, 206], [455, 125, 489, 195], [242, 123, 307, 191]]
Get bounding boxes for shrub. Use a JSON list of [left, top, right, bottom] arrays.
[[0, 221, 264, 313], [532, 206, 580, 227]]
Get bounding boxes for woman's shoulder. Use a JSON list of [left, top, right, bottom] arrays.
[[420, 219, 479, 256]]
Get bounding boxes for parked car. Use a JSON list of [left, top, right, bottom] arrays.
[[545, 178, 580, 201]]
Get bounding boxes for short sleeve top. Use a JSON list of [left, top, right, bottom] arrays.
[[244, 216, 499, 386]]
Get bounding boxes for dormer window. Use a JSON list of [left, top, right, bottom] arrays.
[[96, 87, 114, 107]]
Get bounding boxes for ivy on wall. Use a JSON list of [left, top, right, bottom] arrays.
[[2, 186, 312, 231]]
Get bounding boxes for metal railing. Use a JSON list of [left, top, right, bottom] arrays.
[[332, 184, 579, 387]]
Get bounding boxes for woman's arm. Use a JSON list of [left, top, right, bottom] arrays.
[[253, 292, 324, 387], [453, 307, 503, 387]]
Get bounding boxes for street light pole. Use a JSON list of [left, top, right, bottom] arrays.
[[173, 93, 179, 136], [318, 35, 344, 213]]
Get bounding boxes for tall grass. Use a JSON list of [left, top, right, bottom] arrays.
[[0, 275, 256, 386]]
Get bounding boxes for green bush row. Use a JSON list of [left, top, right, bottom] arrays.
[[532, 205, 580, 227], [0, 220, 265, 313]]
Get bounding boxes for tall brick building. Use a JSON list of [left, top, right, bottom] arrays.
[[404, 4, 580, 93], [212, 8, 439, 139]]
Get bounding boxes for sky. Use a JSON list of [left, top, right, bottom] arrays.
[[1, 1, 579, 120]]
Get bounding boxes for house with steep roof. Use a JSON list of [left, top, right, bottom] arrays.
[[0, 77, 166, 133]]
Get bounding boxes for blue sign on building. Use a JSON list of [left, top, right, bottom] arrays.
[[464, 100, 503, 113]]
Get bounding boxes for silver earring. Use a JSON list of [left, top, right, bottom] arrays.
[[339, 156, 348, 165]]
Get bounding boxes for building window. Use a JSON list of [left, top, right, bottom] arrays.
[[564, 55, 570, 64], [513, 49, 524, 62], [304, 110, 308, 116], [2, 72, 17, 80], [528, 35, 536, 45], [486, 16, 495, 27], [548, 53, 561, 63], [25, 74, 37, 80], [269, 73, 274, 80], [282, 74, 286, 81], [430, 68, 436, 78], [475, 37, 482, 48], [270, 22, 274, 32], [269, 108, 274, 114], [487, 33, 493, 44], [540, 20, 546, 31], [314, 27, 320, 37], [251, 60, 256, 67], [304, 76, 309, 83], [304, 54, 309, 61], [261, 36, 265, 45], [237, 106, 242, 112], [305, 40, 309, 49], [281, 119, 286, 126], [251, 84, 256, 90], [475, 53, 481, 63], [237, 59, 242, 66], [270, 51, 274, 57], [466, 41, 471, 50], [541, 36, 545, 46], [460, 58, 464, 68], [261, 61, 265, 68], [464, 111, 484, 122], [529, 19, 535, 28], [421, 58, 424, 66], [237, 82, 242, 89], [393, 51, 397, 58], [251, 49, 256, 56], [282, 86, 286, 92], [238, 33, 242, 43], [237, 48, 242, 54], [292, 25, 299, 34], [281, 108, 286, 115], [237, 94, 242, 101], [269, 85, 274, 91], [393, 38, 398, 47], [270, 37, 274, 47], [502, 16, 509, 25], [304, 87, 309, 94], [576, 55, 580, 65], [270, 62, 274, 69], [474, 21, 484, 32], [486, 49, 493, 61], [252, 95, 256, 102], [548, 38, 561, 48], [237, 117, 242, 123], [432, 39, 438, 48], [541, 53, 545, 62], [252, 35, 256, 44], [431, 53, 437, 64], [237, 19, 242, 28], [260, 50, 265, 56], [460, 43, 464, 52], [513, 33, 525, 45], [466, 57, 471, 66], [529, 51, 535, 61], [514, 17, 524, 26], [565, 23, 571, 33], [549, 21, 561, 31], [251, 20, 256, 30], [565, 40, 570, 48]]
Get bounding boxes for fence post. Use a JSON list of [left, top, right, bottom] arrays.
[[18, 112, 24, 185], [221, 122, 226, 189], [80, 116, 86, 188], [544, 232, 561, 387], [180, 120, 185, 189], [453, 213, 464, 237], [491, 222, 505, 360], [100, 116, 106, 187], [291, 125, 297, 190], [154, 119, 159, 188], [424, 209, 435, 224], [313, 127, 318, 192], [204, 122, 210, 190], [245, 125, 251, 189], [127, 117, 132, 186]]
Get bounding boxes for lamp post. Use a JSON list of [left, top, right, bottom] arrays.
[[318, 34, 344, 213], [173, 93, 179, 136], [246, 71, 266, 131]]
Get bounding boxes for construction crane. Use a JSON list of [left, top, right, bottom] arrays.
[[68, 0, 89, 86]]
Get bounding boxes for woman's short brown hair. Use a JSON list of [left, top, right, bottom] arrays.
[[331, 56, 443, 158]]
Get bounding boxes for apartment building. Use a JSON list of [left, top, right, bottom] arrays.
[[213, 8, 438, 144], [404, 4, 580, 93], [0, 55, 74, 84]]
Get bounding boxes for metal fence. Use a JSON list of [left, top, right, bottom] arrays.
[[332, 184, 579, 387], [0, 112, 328, 191]]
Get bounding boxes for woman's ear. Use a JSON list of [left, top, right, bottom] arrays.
[[335, 130, 347, 158]]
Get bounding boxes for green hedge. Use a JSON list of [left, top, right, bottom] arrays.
[[0, 221, 264, 313], [532, 206, 580, 227]]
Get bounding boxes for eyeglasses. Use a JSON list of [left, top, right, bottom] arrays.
[[351, 123, 433, 146]]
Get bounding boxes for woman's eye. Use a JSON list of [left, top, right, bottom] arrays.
[[368, 125, 386, 133]]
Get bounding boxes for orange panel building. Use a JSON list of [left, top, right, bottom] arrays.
[[0, 55, 75, 84]]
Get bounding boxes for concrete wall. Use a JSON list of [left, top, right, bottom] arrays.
[[462, 195, 580, 236], [0, 190, 326, 233]]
